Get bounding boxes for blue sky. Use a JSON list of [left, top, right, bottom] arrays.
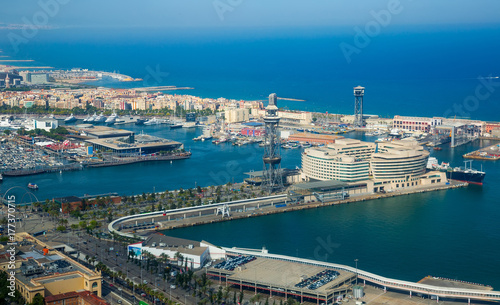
[[2, 0, 500, 29]]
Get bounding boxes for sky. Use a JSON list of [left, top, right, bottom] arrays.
[[2, 0, 500, 30]]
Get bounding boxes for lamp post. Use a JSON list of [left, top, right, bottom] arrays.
[[110, 267, 116, 284], [132, 276, 138, 296], [354, 259, 359, 285]]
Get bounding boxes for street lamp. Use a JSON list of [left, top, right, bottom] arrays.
[[110, 267, 117, 284], [132, 276, 138, 296], [354, 259, 359, 285]]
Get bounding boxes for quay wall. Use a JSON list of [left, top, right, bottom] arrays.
[[108, 181, 468, 238]]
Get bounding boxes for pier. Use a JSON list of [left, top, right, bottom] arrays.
[[463, 142, 500, 161], [108, 180, 468, 237]]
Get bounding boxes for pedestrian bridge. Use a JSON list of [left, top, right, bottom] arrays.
[[223, 247, 500, 304]]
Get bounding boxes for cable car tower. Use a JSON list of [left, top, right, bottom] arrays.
[[354, 86, 365, 127], [262, 93, 284, 194]]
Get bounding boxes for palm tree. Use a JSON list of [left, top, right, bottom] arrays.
[[250, 293, 263, 305]]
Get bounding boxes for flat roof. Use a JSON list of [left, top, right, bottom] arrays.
[[36, 273, 82, 284], [418, 276, 493, 291], [86, 136, 181, 150], [210, 257, 355, 297], [293, 180, 348, 190], [75, 125, 134, 138], [244, 168, 300, 177], [140, 233, 208, 257], [289, 133, 344, 140]]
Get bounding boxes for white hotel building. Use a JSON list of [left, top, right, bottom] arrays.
[[302, 138, 446, 192], [301, 139, 375, 182]]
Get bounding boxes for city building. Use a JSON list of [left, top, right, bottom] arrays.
[[288, 133, 344, 145], [127, 234, 211, 269], [30, 73, 50, 84], [3, 233, 102, 303], [300, 138, 445, 192], [371, 140, 430, 181], [392, 115, 441, 132], [365, 117, 393, 130], [302, 148, 370, 182], [301, 139, 375, 182], [225, 108, 249, 123], [240, 127, 265, 137], [45, 291, 110, 305], [321, 138, 376, 159], [86, 133, 183, 156], [33, 118, 58, 131], [251, 109, 312, 125]]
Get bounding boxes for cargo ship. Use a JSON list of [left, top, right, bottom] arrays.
[[427, 157, 485, 185]]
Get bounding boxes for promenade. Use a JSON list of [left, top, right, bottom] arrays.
[[109, 180, 468, 236]]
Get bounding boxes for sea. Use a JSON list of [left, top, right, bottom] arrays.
[[1, 25, 500, 287]]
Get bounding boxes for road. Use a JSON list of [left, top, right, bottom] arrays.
[[52, 232, 200, 305]]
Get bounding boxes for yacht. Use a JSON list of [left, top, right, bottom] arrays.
[[64, 113, 77, 123], [0, 116, 13, 128], [135, 118, 147, 125], [94, 114, 107, 124], [105, 112, 119, 125], [144, 117, 161, 125], [85, 113, 98, 123]]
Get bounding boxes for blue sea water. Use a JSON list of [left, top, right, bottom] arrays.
[[1, 25, 500, 288], [1, 25, 500, 119]]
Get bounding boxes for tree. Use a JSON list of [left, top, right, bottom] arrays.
[[30, 293, 45, 305], [56, 225, 66, 232]]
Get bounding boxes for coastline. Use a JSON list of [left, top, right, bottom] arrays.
[[111, 180, 468, 235]]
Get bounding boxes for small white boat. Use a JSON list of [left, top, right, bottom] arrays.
[[64, 114, 77, 123]]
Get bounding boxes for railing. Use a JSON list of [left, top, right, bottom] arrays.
[[222, 248, 500, 301], [108, 194, 288, 239]]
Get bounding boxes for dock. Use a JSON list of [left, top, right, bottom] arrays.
[[112, 180, 468, 234], [463, 143, 500, 161]]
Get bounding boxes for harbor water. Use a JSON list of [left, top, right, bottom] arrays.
[[2, 125, 498, 287]]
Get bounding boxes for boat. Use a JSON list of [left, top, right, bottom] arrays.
[[301, 143, 312, 148], [144, 118, 161, 125], [0, 173, 3, 182], [105, 112, 119, 125], [94, 114, 107, 124], [427, 157, 485, 185], [433, 147, 442, 151], [27, 183, 38, 190], [135, 118, 147, 125], [64, 113, 77, 123], [169, 123, 182, 129], [85, 113, 97, 123]]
